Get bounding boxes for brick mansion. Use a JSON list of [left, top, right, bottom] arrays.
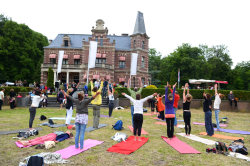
[[41, 11, 150, 87]]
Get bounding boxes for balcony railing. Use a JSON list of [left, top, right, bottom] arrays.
[[42, 63, 113, 69]]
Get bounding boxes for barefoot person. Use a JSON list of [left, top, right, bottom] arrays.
[[165, 82, 177, 139], [214, 84, 223, 130], [62, 90, 100, 149], [203, 92, 214, 136], [183, 83, 192, 136], [156, 93, 165, 120], [108, 83, 115, 117], [169, 85, 180, 126], [127, 77, 143, 127], [122, 92, 157, 141]]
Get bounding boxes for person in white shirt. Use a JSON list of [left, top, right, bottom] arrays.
[[214, 84, 224, 130], [122, 92, 157, 141], [29, 90, 43, 130], [108, 84, 115, 117], [0, 89, 5, 110]]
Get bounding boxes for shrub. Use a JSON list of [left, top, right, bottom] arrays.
[[146, 85, 157, 89], [0, 86, 33, 95]]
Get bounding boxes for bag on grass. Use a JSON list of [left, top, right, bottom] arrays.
[[215, 141, 228, 155], [228, 139, 248, 155], [111, 132, 127, 142], [112, 120, 123, 130], [27, 155, 44, 166]]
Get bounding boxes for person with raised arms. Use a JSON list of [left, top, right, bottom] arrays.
[[122, 92, 157, 141], [214, 84, 224, 131], [127, 77, 143, 127], [165, 82, 177, 139], [203, 91, 214, 136], [62, 90, 100, 149], [108, 82, 115, 117], [183, 83, 193, 136]]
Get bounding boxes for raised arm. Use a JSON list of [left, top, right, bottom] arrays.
[[141, 93, 157, 103], [122, 93, 135, 103], [127, 78, 131, 89], [214, 84, 218, 95], [172, 83, 176, 101], [183, 86, 186, 102], [165, 82, 169, 103], [85, 91, 101, 105]]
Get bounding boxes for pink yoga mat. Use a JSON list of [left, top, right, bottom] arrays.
[[155, 122, 166, 125], [162, 136, 200, 154], [15, 141, 32, 148], [193, 122, 227, 127], [144, 113, 152, 116], [128, 126, 148, 135], [55, 139, 104, 159]]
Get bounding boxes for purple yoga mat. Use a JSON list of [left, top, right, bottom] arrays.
[[214, 128, 250, 135], [100, 115, 109, 118], [193, 122, 227, 127], [55, 139, 104, 159]]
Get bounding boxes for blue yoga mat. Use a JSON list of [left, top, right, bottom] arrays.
[[215, 128, 250, 135]]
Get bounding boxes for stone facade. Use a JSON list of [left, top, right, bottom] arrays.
[[41, 12, 150, 87]]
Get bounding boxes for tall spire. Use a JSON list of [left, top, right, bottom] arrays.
[[133, 11, 146, 35]]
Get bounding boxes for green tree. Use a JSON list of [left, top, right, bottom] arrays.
[[231, 61, 250, 90], [0, 14, 48, 83], [148, 48, 162, 85], [47, 67, 54, 89], [169, 70, 177, 85]]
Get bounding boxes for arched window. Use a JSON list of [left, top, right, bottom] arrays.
[[141, 56, 145, 68]]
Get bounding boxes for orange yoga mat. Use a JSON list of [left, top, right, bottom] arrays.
[[199, 132, 244, 140], [128, 126, 148, 135]]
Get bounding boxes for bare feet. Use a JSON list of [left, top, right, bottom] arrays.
[[134, 136, 137, 141]]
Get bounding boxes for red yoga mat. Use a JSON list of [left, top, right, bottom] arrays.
[[162, 136, 201, 154], [107, 136, 149, 155], [128, 126, 148, 135]]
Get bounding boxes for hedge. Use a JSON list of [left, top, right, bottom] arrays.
[[115, 88, 250, 101], [0, 86, 33, 95]]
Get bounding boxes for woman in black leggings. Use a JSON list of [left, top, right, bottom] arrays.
[[183, 83, 192, 136]]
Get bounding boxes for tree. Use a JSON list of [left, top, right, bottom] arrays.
[[231, 61, 250, 90], [47, 67, 54, 89], [148, 48, 162, 85], [0, 14, 48, 83], [169, 70, 177, 85]]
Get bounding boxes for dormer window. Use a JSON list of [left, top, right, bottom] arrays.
[[62, 35, 70, 47], [64, 40, 68, 47]]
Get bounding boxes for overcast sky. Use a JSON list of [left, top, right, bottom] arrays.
[[1, 0, 250, 67]]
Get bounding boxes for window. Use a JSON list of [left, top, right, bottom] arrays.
[[74, 59, 80, 65], [142, 41, 145, 49], [96, 58, 106, 64], [141, 56, 145, 68], [62, 59, 68, 65], [50, 58, 56, 64], [141, 78, 145, 85], [64, 40, 68, 47], [100, 38, 103, 46], [119, 61, 125, 68], [133, 40, 136, 48]]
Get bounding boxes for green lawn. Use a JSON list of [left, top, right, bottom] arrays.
[[0, 106, 249, 166]]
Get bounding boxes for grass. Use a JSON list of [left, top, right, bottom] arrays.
[[0, 106, 249, 166]]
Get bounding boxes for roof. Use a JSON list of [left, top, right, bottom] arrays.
[[44, 34, 131, 51], [133, 11, 146, 35]]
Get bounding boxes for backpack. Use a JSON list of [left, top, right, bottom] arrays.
[[27, 155, 44, 166], [215, 141, 228, 155], [228, 139, 248, 155], [112, 120, 123, 130]]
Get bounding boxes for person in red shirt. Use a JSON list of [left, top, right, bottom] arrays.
[[169, 85, 180, 126], [156, 93, 165, 120]]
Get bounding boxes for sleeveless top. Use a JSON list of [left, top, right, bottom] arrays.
[[183, 101, 191, 111]]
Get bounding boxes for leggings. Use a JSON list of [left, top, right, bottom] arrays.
[[108, 100, 114, 117], [133, 114, 143, 136], [159, 111, 165, 120], [29, 107, 37, 128], [183, 111, 191, 135], [166, 118, 175, 138]]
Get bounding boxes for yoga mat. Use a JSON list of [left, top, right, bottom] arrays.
[[15, 141, 32, 148], [153, 117, 184, 122], [49, 117, 75, 120], [199, 132, 244, 140], [55, 139, 104, 159], [176, 133, 216, 145], [0, 127, 42, 135], [128, 126, 148, 135], [100, 115, 109, 118], [107, 136, 148, 155], [193, 122, 227, 127], [214, 128, 250, 135], [229, 152, 250, 162], [143, 113, 152, 116], [155, 122, 184, 128], [161, 136, 200, 154], [39, 123, 67, 128], [85, 124, 107, 132]]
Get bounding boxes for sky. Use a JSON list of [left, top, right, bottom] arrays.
[[1, 0, 250, 67]]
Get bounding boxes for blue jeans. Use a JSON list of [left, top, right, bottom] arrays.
[[174, 108, 177, 126], [214, 109, 220, 129], [205, 111, 214, 136], [131, 105, 134, 127], [75, 123, 87, 149]]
